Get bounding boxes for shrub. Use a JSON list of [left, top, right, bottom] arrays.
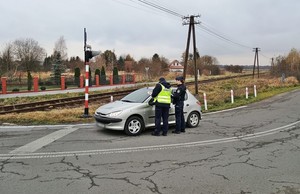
[[74, 67, 81, 87], [12, 88, 20, 92], [40, 86, 46, 91], [27, 71, 33, 91], [45, 81, 54, 86], [113, 67, 120, 84]]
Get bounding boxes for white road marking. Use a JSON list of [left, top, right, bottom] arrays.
[[9, 126, 79, 154], [203, 106, 248, 115], [0, 123, 92, 132], [1, 120, 299, 160]]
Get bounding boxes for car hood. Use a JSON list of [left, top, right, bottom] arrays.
[[95, 100, 140, 114]]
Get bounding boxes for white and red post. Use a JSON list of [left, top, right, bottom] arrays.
[[203, 93, 208, 110]]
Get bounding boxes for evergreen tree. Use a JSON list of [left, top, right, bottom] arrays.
[[53, 64, 61, 85], [74, 67, 80, 87], [100, 66, 106, 84], [27, 70, 33, 91], [113, 67, 119, 84], [51, 51, 65, 85], [117, 56, 125, 70]]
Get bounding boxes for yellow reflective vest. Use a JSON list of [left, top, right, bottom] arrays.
[[156, 84, 171, 104]]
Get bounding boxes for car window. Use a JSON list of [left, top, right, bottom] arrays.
[[184, 92, 188, 101], [121, 88, 151, 103]]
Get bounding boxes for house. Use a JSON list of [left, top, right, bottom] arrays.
[[169, 60, 184, 72]]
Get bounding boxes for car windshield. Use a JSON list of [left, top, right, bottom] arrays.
[[121, 88, 152, 103]]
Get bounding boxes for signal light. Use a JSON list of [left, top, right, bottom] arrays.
[[85, 50, 100, 61]]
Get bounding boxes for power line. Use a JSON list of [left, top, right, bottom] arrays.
[[197, 23, 252, 49], [113, 0, 175, 19], [259, 52, 272, 60], [136, 0, 184, 18]]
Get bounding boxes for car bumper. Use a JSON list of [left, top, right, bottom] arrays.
[[94, 115, 124, 130]]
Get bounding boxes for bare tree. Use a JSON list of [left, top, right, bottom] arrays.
[[53, 36, 68, 61], [286, 48, 300, 73], [102, 50, 117, 71], [0, 43, 16, 76], [151, 53, 162, 76], [13, 38, 46, 71], [136, 58, 151, 73]]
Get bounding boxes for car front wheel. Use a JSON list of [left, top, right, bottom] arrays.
[[186, 111, 200, 128], [124, 116, 144, 136]]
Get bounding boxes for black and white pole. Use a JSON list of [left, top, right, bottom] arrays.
[[83, 28, 90, 117]]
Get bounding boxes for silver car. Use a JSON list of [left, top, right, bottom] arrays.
[[94, 87, 202, 136]]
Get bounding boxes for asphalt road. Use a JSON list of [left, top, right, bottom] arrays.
[[0, 89, 300, 194]]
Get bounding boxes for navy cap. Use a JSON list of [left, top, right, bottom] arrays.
[[159, 77, 166, 82], [175, 76, 184, 81]]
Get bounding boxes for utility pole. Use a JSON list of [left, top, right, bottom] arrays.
[[271, 57, 274, 74], [183, 15, 200, 95], [252, 47, 260, 78]]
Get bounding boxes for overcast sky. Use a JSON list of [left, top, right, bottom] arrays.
[[1, 0, 300, 66]]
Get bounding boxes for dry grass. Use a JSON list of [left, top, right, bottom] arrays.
[[190, 75, 300, 111], [0, 103, 102, 125]]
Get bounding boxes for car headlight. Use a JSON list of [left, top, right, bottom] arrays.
[[107, 111, 122, 117]]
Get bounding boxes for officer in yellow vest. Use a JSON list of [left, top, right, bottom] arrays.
[[151, 77, 172, 136]]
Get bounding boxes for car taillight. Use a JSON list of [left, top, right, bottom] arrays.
[[197, 101, 201, 106]]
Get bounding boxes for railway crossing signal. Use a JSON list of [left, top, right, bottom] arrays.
[[82, 28, 101, 118]]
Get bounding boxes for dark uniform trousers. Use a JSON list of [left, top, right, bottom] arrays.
[[175, 100, 185, 132], [154, 106, 170, 135]]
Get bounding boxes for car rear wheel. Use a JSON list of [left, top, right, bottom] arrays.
[[124, 116, 144, 136], [186, 111, 200, 128]]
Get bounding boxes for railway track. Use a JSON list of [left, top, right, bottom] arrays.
[[0, 89, 136, 115], [0, 74, 255, 114]]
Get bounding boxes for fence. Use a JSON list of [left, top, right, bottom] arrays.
[[0, 74, 136, 94]]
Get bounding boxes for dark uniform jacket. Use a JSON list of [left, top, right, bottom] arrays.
[[172, 84, 186, 105]]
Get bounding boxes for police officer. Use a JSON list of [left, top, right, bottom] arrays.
[[151, 77, 172, 136], [172, 76, 186, 134]]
